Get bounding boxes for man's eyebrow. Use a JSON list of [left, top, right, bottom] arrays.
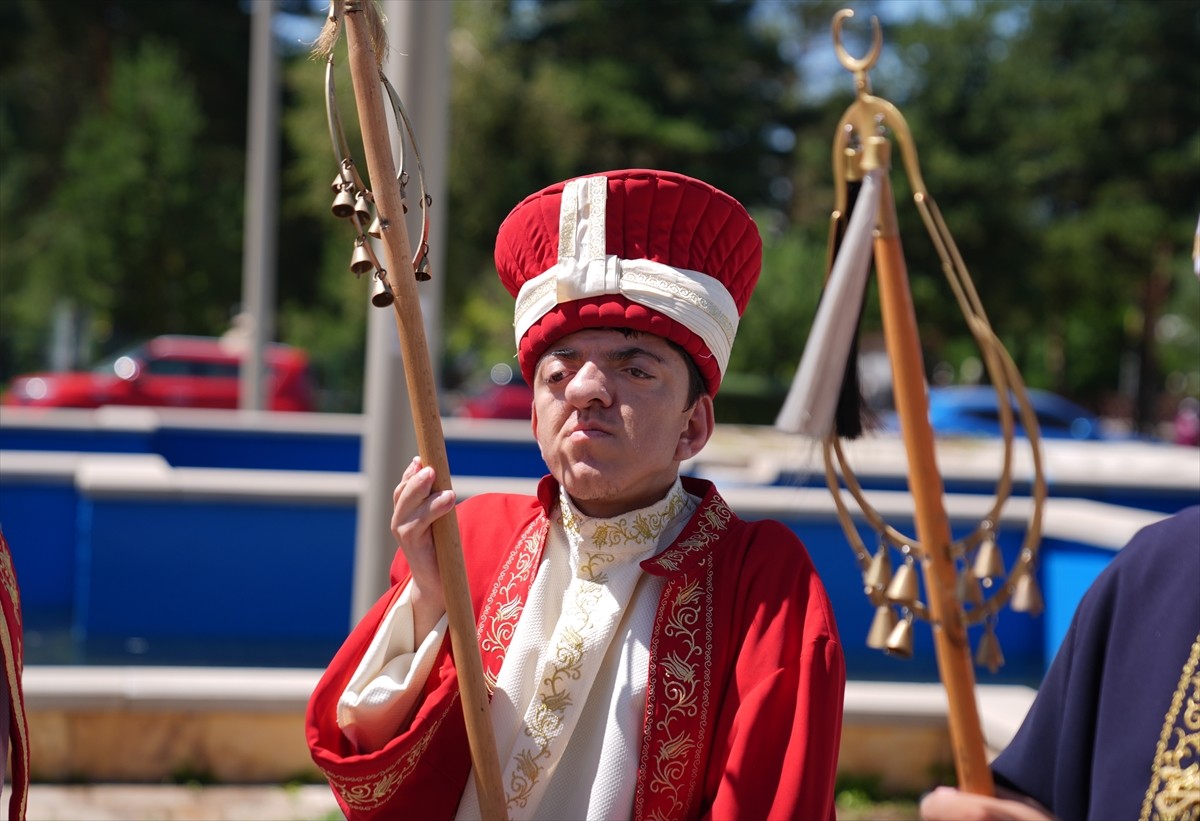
[[609, 346, 666, 364], [543, 346, 579, 361], [540, 343, 667, 365]]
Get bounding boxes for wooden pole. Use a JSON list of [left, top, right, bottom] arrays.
[[866, 136, 994, 795], [339, 3, 508, 817]]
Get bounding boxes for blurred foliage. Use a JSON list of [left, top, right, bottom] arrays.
[[0, 0, 1196, 430]]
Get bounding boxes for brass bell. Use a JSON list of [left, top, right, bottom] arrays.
[[368, 215, 384, 239], [414, 250, 431, 282], [865, 547, 892, 591], [1011, 571, 1044, 616], [354, 191, 373, 225], [975, 624, 1005, 673], [885, 560, 919, 606], [866, 605, 897, 650], [956, 566, 983, 608], [885, 614, 914, 658], [331, 185, 357, 219], [973, 536, 1005, 580], [350, 237, 373, 275], [330, 173, 349, 194], [370, 273, 395, 308]]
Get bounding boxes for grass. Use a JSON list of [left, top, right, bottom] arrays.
[[834, 774, 922, 820]]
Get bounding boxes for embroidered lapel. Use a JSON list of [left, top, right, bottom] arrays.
[[635, 484, 734, 821], [478, 513, 552, 691]]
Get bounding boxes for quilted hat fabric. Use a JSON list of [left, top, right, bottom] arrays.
[[495, 169, 762, 396]]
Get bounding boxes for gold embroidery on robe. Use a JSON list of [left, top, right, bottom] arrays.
[[1141, 632, 1200, 821], [481, 517, 550, 690], [637, 492, 729, 821], [330, 514, 550, 812], [504, 487, 684, 810], [325, 698, 455, 813]]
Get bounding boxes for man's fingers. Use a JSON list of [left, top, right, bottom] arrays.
[[392, 464, 455, 540], [394, 456, 424, 505]]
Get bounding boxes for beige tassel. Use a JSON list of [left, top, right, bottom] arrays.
[[775, 168, 883, 437]]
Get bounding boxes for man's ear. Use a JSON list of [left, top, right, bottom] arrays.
[[674, 394, 714, 462]]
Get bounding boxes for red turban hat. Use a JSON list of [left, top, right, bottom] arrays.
[[495, 169, 762, 396]]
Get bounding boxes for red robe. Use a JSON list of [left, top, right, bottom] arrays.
[[307, 476, 845, 820], [1, 529, 29, 821]]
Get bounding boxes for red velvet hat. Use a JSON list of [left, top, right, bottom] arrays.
[[495, 169, 762, 395]]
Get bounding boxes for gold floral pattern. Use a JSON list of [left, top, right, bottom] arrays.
[[648, 494, 733, 575], [503, 482, 691, 814], [561, 485, 687, 550], [479, 517, 550, 691], [506, 579, 602, 809], [326, 512, 552, 813], [0, 544, 20, 619], [326, 696, 454, 813], [636, 492, 731, 821], [1141, 632, 1200, 821]]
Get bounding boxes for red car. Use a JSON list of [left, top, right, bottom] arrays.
[[455, 364, 534, 420], [1, 335, 315, 412]]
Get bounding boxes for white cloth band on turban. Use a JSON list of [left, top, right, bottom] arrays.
[[513, 175, 741, 376]]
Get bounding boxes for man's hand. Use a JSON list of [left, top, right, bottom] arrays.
[[392, 456, 456, 640], [919, 786, 1055, 821]]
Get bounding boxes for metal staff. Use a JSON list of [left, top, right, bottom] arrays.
[[781, 9, 1049, 795], [315, 1, 507, 816], [833, 13, 991, 794]]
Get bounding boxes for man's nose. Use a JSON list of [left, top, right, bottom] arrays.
[[565, 361, 612, 407]]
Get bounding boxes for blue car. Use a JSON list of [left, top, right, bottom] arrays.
[[880, 386, 1112, 441]]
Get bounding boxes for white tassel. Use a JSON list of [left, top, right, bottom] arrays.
[[776, 168, 883, 437]]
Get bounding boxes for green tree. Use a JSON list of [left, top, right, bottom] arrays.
[[4, 39, 243, 363], [874, 0, 1200, 430], [438, 0, 817, 388], [0, 0, 251, 375]]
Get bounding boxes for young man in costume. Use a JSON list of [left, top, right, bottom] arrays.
[[307, 169, 846, 820]]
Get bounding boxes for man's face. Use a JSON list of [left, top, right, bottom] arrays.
[[531, 328, 714, 518]]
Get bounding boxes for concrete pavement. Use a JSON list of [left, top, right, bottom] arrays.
[[15, 784, 340, 821]]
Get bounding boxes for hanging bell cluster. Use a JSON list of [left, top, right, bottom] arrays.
[[330, 167, 383, 281], [854, 529, 1044, 674], [860, 540, 920, 659], [323, 49, 437, 311], [961, 531, 1044, 675]]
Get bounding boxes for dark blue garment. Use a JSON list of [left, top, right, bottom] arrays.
[[991, 505, 1200, 821]]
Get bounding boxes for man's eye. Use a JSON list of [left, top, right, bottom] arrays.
[[545, 369, 568, 384], [627, 367, 652, 379]]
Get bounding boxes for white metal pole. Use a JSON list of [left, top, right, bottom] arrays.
[[238, 0, 280, 411]]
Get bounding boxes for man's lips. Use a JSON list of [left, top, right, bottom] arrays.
[[567, 418, 614, 440]]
